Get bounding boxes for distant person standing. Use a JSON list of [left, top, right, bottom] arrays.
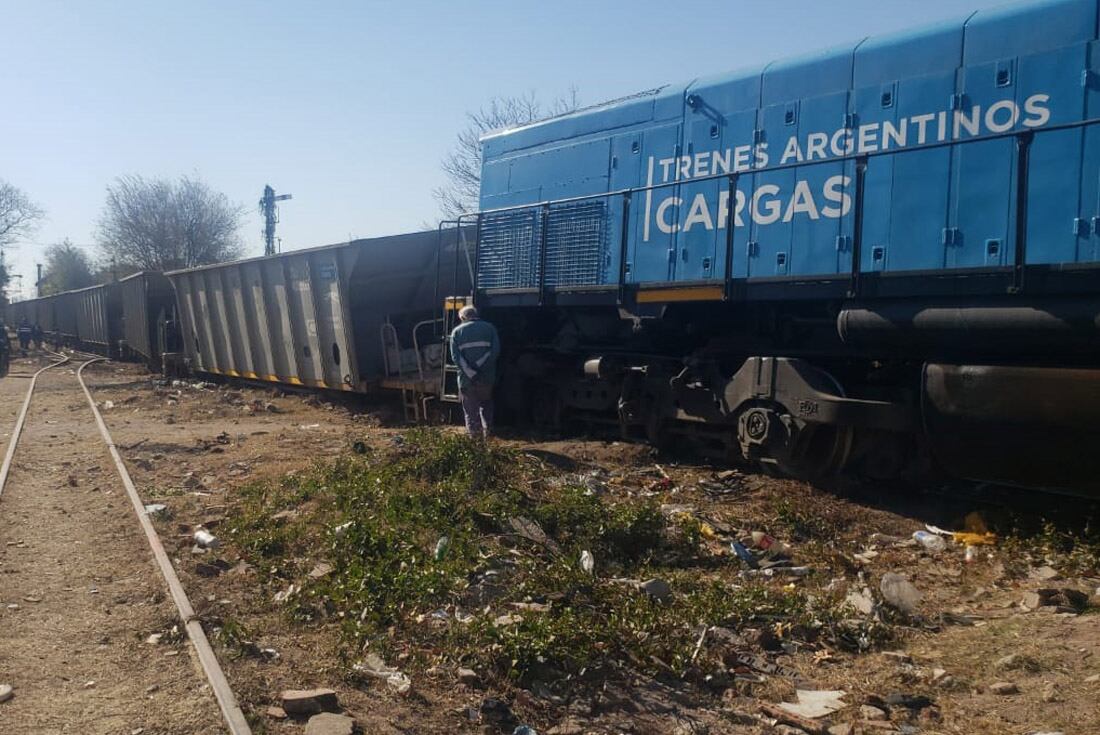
[[0, 322, 10, 377], [16, 319, 31, 354], [31, 323, 43, 350], [449, 305, 500, 439]]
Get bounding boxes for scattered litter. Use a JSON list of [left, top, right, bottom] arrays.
[[274, 584, 300, 603], [912, 530, 946, 552], [433, 535, 450, 561], [144, 503, 168, 517], [733, 653, 801, 679], [730, 540, 759, 569], [333, 522, 353, 537], [777, 689, 848, 719], [513, 727, 538, 735], [354, 654, 412, 695], [741, 566, 811, 579], [508, 517, 562, 555], [299, 423, 321, 430], [0, 684, 12, 704], [193, 529, 219, 549], [750, 530, 789, 557], [308, 562, 334, 579], [579, 550, 594, 574]]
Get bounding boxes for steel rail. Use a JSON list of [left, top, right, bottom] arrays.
[[74, 357, 252, 735], [0, 351, 70, 500]]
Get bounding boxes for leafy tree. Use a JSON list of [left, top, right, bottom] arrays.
[[40, 240, 97, 295], [97, 175, 243, 271], [434, 89, 579, 220]]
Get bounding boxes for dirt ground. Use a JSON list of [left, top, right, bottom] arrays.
[[0, 355, 224, 734], [28, 355, 1097, 735]]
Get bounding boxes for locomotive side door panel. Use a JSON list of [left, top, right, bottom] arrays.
[[675, 118, 722, 282], [790, 89, 849, 277], [949, 60, 1017, 269], [885, 71, 956, 272], [608, 132, 643, 286], [1021, 43, 1089, 265], [852, 81, 897, 274], [748, 103, 795, 279], [632, 123, 681, 283]]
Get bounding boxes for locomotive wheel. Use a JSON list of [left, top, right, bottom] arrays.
[[775, 422, 854, 481]]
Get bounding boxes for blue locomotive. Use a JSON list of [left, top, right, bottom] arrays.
[[464, 0, 1100, 492]]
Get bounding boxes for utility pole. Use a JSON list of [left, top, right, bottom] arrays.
[[259, 185, 293, 256], [36, 263, 42, 297]]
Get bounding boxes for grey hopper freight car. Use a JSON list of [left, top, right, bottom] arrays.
[[71, 283, 122, 353], [117, 272, 176, 364], [166, 229, 470, 392]]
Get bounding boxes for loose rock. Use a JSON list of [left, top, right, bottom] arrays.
[[457, 667, 480, 686], [860, 705, 887, 720], [880, 573, 922, 614], [0, 684, 13, 703], [989, 681, 1019, 695], [305, 712, 356, 735], [280, 688, 339, 715], [641, 578, 672, 601]]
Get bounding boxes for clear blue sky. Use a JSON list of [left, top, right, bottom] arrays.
[[1, 0, 1011, 298]]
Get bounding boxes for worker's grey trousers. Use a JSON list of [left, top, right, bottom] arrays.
[[459, 382, 494, 438]]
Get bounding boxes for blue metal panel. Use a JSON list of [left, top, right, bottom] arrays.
[[748, 103, 795, 278], [761, 44, 860, 105], [949, 60, 1017, 268], [853, 18, 968, 87], [879, 72, 957, 272], [631, 123, 681, 282], [675, 117, 723, 281], [789, 90, 850, 277], [481, 85, 683, 158], [507, 138, 611, 201], [1080, 41, 1100, 264], [853, 82, 896, 272], [1022, 43, 1089, 264], [607, 132, 643, 282], [963, 0, 1096, 66]]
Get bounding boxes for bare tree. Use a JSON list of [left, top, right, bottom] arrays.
[[0, 180, 44, 249], [97, 175, 244, 271], [40, 239, 96, 295], [434, 89, 580, 220], [0, 180, 45, 288]]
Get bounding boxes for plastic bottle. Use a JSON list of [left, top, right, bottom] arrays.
[[912, 530, 947, 553]]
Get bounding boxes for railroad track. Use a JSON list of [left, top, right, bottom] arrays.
[[0, 351, 250, 734]]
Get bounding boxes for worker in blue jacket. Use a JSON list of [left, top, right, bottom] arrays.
[[449, 305, 500, 439]]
